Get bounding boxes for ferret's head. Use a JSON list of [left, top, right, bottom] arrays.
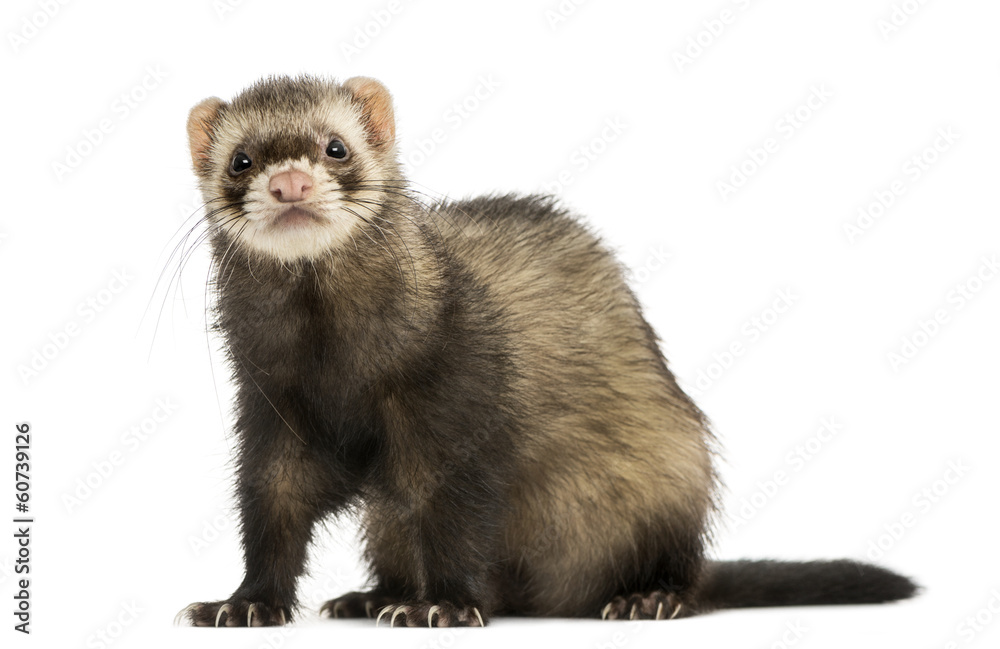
[[187, 76, 400, 263]]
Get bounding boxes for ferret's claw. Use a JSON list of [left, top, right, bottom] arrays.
[[375, 605, 392, 627], [427, 605, 441, 627], [601, 603, 613, 620], [390, 606, 408, 628], [215, 603, 232, 627], [473, 607, 484, 627], [247, 603, 258, 627], [670, 602, 683, 620], [365, 600, 374, 618], [629, 603, 638, 620], [655, 602, 665, 620]]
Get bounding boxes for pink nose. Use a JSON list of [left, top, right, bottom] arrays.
[[269, 170, 313, 203]]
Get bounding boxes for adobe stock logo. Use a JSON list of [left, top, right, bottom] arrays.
[[876, 0, 932, 41], [7, 0, 72, 54], [864, 459, 970, 561], [886, 254, 997, 372], [726, 418, 843, 528], [17, 269, 133, 385], [671, 0, 758, 73], [338, 0, 411, 62], [62, 398, 179, 513], [400, 75, 501, 173], [715, 85, 833, 202], [51, 66, 168, 181], [542, 117, 627, 195], [844, 127, 959, 244], [687, 288, 799, 397], [85, 600, 143, 649]]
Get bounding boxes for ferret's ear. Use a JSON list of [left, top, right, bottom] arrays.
[[343, 77, 395, 149], [187, 97, 225, 172]]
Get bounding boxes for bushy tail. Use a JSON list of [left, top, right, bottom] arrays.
[[694, 559, 918, 612]]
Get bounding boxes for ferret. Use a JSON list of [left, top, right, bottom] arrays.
[[175, 75, 917, 627]]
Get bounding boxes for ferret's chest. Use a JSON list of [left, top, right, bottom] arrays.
[[220, 279, 356, 383], [219, 279, 395, 457]]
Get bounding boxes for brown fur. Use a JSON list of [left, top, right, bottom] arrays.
[[176, 75, 915, 628]]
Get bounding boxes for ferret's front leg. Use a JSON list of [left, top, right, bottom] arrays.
[[364, 479, 505, 627], [362, 408, 513, 628], [178, 408, 343, 627]]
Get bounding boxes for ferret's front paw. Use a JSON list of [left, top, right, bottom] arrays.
[[375, 601, 486, 627], [175, 598, 289, 627], [320, 591, 396, 619], [601, 590, 686, 621]]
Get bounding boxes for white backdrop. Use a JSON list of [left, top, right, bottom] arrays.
[[2, 1, 998, 648]]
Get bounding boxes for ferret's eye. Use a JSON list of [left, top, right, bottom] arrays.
[[325, 138, 348, 160], [230, 151, 252, 174]]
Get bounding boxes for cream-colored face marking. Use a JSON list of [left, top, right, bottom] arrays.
[[193, 81, 399, 264], [233, 155, 359, 263]]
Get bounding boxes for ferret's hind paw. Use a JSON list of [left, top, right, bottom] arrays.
[[175, 599, 289, 627], [601, 590, 687, 621], [374, 601, 486, 627], [320, 591, 396, 619]]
